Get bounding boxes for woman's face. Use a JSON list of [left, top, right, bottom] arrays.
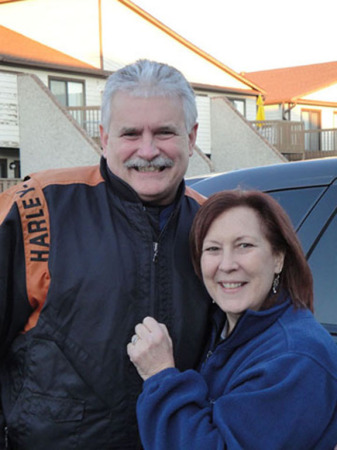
[[201, 206, 284, 332]]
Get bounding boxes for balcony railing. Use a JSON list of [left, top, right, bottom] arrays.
[[0, 178, 21, 193], [67, 106, 101, 139], [251, 120, 337, 160], [66, 110, 337, 161]]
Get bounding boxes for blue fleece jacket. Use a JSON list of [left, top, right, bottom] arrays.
[[137, 300, 337, 449]]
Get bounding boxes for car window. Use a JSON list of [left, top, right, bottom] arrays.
[[268, 187, 326, 228], [308, 210, 337, 330]]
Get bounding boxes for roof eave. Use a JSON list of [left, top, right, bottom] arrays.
[[265, 97, 337, 108], [193, 82, 261, 96], [0, 55, 109, 77]]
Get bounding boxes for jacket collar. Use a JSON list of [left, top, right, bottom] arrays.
[[210, 296, 292, 351]]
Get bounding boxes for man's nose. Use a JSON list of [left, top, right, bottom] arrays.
[[137, 134, 160, 160]]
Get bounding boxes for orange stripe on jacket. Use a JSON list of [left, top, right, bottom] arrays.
[[3, 165, 104, 332], [185, 185, 207, 205], [13, 177, 51, 331]]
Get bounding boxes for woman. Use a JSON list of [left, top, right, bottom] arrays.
[[127, 190, 337, 449]]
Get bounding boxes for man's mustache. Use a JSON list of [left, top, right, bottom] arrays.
[[124, 156, 174, 170]]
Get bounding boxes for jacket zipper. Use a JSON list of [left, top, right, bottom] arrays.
[[150, 209, 176, 317], [4, 426, 8, 449], [153, 241, 159, 263], [152, 207, 177, 263]]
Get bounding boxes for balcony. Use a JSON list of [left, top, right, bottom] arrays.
[[67, 108, 337, 162], [0, 178, 21, 193], [251, 120, 337, 161], [2, 115, 336, 193], [67, 106, 101, 145]]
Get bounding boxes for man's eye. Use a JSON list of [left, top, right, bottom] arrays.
[[122, 132, 139, 139], [157, 130, 175, 138]]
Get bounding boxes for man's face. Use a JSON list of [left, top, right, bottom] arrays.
[[100, 92, 197, 205]]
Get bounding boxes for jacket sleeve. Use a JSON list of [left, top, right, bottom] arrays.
[[136, 354, 337, 450], [0, 188, 34, 357]]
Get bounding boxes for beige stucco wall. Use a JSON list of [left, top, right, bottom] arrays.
[[17, 74, 101, 177], [186, 145, 214, 178], [210, 97, 286, 172]]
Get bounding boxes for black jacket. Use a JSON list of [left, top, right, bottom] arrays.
[[0, 158, 211, 449]]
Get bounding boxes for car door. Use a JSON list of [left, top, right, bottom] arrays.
[[296, 181, 337, 342]]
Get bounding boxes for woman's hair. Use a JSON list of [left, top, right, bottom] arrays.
[[101, 59, 197, 133], [190, 189, 313, 311]]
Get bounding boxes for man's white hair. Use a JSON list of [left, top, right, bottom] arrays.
[[101, 59, 198, 132]]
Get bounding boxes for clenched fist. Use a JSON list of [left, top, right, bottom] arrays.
[[127, 316, 175, 381]]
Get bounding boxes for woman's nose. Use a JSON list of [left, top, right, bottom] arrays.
[[218, 250, 238, 272]]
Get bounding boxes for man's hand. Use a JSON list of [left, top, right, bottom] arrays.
[[127, 316, 175, 381]]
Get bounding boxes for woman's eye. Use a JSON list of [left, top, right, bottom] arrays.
[[203, 246, 220, 252], [239, 243, 253, 249]]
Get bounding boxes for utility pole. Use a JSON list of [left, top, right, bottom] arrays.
[[98, 0, 103, 70]]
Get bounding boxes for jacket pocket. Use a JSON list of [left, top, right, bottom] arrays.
[[27, 392, 84, 423], [7, 390, 84, 450]]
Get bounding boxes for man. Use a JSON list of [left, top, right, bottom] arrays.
[[0, 60, 211, 449]]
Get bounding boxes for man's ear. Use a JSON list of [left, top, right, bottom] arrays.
[[188, 123, 198, 156], [100, 125, 108, 157]]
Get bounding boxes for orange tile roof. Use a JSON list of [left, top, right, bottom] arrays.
[[0, 24, 100, 72], [242, 61, 337, 104]]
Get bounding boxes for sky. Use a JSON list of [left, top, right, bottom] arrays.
[[134, 0, 336, 73]]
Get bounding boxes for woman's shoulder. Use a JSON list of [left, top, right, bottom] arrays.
[[278, 306, 337, 373]]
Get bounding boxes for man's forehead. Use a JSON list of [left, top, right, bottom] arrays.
[[109, 93, 185, 127], [111, 91, 183, 108]]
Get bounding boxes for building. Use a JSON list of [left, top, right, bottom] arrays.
[[244, 62, 337, 157], [0, 0, 284, 188]]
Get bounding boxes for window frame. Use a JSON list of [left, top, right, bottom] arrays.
[[48, 76, 86, 108], [228, 97, 246, 117]]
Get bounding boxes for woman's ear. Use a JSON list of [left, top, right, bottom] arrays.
[[274, 251, 285, 274]]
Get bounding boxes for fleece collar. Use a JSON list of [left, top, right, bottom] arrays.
[[210, 297, 292, 352]]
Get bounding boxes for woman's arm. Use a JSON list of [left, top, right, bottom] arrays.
[[128, 322, 337, 450]]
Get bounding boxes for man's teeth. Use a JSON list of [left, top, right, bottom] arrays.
[[220, 282, 243, 288], [135, 166, 163, 172]]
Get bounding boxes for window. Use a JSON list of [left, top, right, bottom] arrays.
[[9, 160, 20, 178], [0, 159, 7, 177], [308, 211, 337, 329], [228, 98, 246, 117], [49, 78, 84, 107], [49, 78, 85, 125], [301, 109, 321, 151], [268, 187, 325, 228]]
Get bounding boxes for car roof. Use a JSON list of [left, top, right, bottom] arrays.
[[190, 157, 337, 196]]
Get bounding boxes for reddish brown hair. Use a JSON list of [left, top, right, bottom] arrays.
[[190, 190, 313, 311]]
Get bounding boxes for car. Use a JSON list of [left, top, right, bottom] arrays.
[[188, 158, 337, 343], [185, 174, 211, 186]]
